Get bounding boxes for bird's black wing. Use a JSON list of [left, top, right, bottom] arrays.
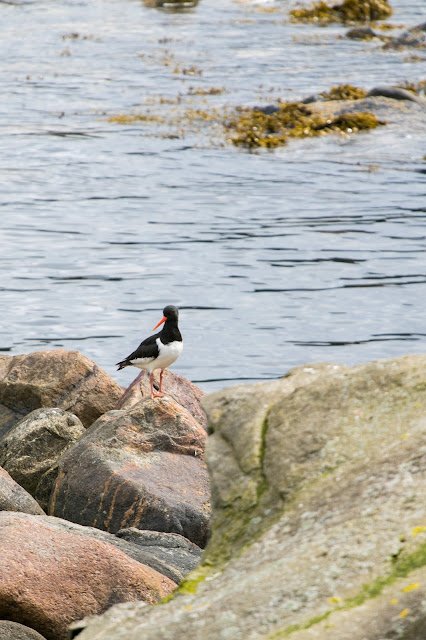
[[116, 333, 160, 369]]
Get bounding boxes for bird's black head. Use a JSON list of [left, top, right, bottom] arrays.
[[163, 305, 179, 320]]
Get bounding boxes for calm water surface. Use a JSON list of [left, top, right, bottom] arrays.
[[0, 0, 425, 391]]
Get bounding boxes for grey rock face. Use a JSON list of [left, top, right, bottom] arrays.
[[117, 528, 202, 583], [0, 621, 47, 640], [0, 466, 44, 515], [384, 22, 426, 49], [73, 355, 426, 640], [0, 408, 85, 512]]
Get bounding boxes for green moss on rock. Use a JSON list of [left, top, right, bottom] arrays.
[[290, 0, 393, 24]]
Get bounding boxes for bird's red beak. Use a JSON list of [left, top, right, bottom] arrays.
[[153, 316, 166, 331]]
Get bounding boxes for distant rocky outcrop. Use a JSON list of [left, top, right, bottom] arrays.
[[0, 466, 44, 515], [50, 396, 210, 546], [0, 408, 85, 512], [74, 355, 426, 640], [0, 511, 176, 640], [0, 350, 123, 436]]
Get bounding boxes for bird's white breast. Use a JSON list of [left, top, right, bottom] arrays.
[[154, 338, 183, 371]]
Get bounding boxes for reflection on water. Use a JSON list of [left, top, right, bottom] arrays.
[[0, 0, 425, 392]]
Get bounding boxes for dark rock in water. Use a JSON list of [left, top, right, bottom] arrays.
[[0, 621, 47, 640], [0, 465, 45, 515], [117, 528, 202, 583], [0, 350, 123, 437], [384, 21, 426, 49], [116, 369, 207, 431], [346, 26, 378, 40], [0, 511, 176, 640], [252, 104, 280, 115], [367, 86, 425, 104], [50, 397, 210, 547], [0, 408, 85, 512], [301, 94, 322, 104]]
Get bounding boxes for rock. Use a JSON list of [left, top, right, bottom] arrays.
[[0, 466, 45, 515], [0, 511, 201, 585], [346, 26, 378, 40], [0, 511, 176, 640], [0, 621, 47, 640], [50, 397, 210, 547], [0, 350, 123, 437], [384, 21, 426, 49], [117, 528, 202, 583], [73, 355, 426, 640], [367, 86, 424, 104], [0, 408, 85, 511], [115, 369, 207, 431]]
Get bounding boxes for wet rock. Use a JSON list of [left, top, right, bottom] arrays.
[[50, 397, 210, 547], [0, 511, 176, 640], [346, 26, 379, 39], [384, 21, 426, 49], [367, 86, 425, 104], [74, 355, 426, 640], [0, 621, 47, 640], [0, 408, 85, 511], [0, 350, 123, 437], [117, 528, 202, 583], [0, 466, 45, 515], [115, 369, 207, 431]]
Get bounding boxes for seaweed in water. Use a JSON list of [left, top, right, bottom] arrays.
[[226, 103, 384, 149], [320, 84, 368, 100], [290, 0, 393, 24]]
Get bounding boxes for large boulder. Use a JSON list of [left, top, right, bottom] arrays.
[[74, 355, 426, 640], [0, 511, 176, 640], [0, 466, 44, 515], [50, 397, 210, 546], [0, 408, 85, 511], [116, 369, 207, 431], [0, 350, 123, 437], [1, 512, 201, 585]]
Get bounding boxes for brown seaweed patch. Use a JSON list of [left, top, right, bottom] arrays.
[[290, 0, 393, 24], [107, 114, 165, 124], [320, 84, 368, 100], [226, 103, 384, 149]]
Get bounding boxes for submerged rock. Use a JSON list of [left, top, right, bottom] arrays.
[[384, 21, 426, 49], [0, 350, 123, 437], [0, 511, 175, 640], [50, 397, 210, 546], [0, 408, 85, 512], [74, 355, 426, 640], [0, 466, 45, 515]]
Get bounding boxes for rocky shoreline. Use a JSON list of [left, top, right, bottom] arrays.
[[0, 350, 425, 639]]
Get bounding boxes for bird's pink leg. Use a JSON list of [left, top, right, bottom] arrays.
[[150, 373, 163, 399]]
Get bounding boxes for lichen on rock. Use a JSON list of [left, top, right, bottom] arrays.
[[290, 0, 393, 24]]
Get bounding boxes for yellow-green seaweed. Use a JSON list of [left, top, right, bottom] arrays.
[[290, 0, 393, 24]]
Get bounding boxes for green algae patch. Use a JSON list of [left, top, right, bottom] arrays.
[[320, 84, 367, 100], [226, 102, 384, 149], [290, 0, 393, 24], [267, 540, 426, 638]]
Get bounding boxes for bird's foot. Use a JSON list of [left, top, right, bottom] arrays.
[[151, 391, 165, 399]]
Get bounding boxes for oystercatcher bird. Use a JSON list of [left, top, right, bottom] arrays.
[[116, 305, 183, 399]]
